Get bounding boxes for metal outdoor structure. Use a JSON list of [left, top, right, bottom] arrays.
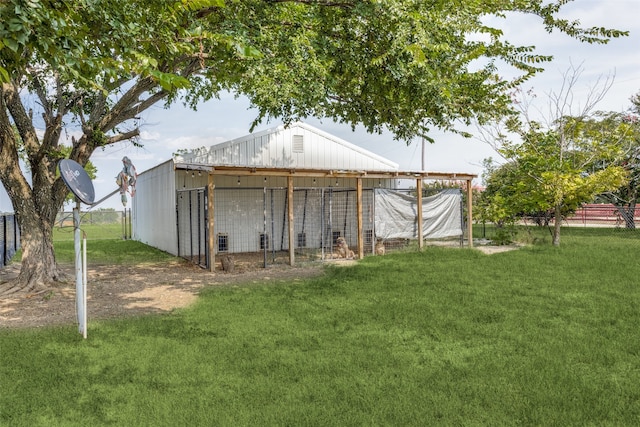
[[176, 188, 209, 268], [172, 164, 476, 272], [133, 123, 477, 267], [0, 213, 20, 269], [175, 186, 381, 268]]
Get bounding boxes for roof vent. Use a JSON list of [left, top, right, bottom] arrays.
[[292, 135, 304, 153]]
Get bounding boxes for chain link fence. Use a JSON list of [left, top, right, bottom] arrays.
[[0, 213, 20, 269], [474, 203, 640, 244], [177, 187, 377, 269], [55, 209, 131, 240], [176, 186, 465, 270]]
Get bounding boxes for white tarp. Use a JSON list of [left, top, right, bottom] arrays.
[[375, 189, 462, 240]]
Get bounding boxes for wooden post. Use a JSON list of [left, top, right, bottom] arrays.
[[416, 178, 423, 250], [207, 172, 215, 272], [356, 178, 364, 259], [288, 175, 295, 266], [466, 179, 473, 248]]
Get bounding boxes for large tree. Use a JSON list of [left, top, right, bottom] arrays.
[[0, 0, 627, 294]]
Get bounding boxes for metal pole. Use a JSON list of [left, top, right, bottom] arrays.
[[207, 173, 215, 272], [189, 190, 193, 262], [74, 200, 86, 338], [263, 187, 267, 268], [356, 178, 364, 259], [417, 179, 423, 250], [421, 136, 425, 171], [321, 188, 325, 260], [288, 176, 295, 266], [197, 190, 202, 266], [466, 179, 474, 248], [82, 232, 87, 339], [270, 189, 276, 263]]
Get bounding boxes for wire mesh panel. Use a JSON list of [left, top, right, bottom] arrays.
[[215, 188, 267, 253], [176, 188, 208, 268], [293, 188, 324, 261], [207, 187, 377, 267], [263, 188, 288, 264], [122, 208, 132, 240], [0, 214, 20, 268], [211, 188, 272, 268], [177, 184, 465, 270], [320, 188, 375, 258]]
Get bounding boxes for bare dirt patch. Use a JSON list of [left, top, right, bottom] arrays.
[[0, 260, 324, 330], [1, 244, 520, 330]]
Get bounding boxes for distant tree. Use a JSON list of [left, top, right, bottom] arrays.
[[0, 0, 628, 294], [477, 158, 523, 228], [590, 99, 640, 228], [478, 65, 628, 245]]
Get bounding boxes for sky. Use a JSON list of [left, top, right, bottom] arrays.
[[2, 0, 640, 212]]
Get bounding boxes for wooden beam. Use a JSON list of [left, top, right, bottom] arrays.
[[466, 179, 474, 248], [287, 175, 295, 266], [356, 178, 364, 259], [207, 172, 215, 272], [175, 163, 476, 182], [416, 178, 423, 250]]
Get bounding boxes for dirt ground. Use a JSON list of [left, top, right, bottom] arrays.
[[0, 244, 516, 330], [0, 259, 325, 330]]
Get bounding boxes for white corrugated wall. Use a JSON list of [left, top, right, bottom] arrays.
[[204, 123, 399, 171], [132, 160, 178, 255]]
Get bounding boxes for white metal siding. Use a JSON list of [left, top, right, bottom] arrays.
[[202, 123, 398, 171], [132, 160, 178, 255]]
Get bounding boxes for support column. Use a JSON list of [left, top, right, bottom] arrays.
[[466, 179, 474, 248], [416, 179, 423, 250], [288, 175, 295, 266], [356, 178, 364, 259], [207, 172, 215, 272]]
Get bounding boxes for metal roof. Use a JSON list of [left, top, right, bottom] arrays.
[[179, 122, 399, 171], [174, 162, 476, 181]]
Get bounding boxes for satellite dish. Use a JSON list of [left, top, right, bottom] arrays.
[[58, 159, 95, 205]]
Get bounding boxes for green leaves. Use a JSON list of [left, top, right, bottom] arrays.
[[479, 101, 634, 241], [1, 0, 629, 138], [149, 70, 191, 91]]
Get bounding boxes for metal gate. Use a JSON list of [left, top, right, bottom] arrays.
[[175, 186, 463, 269], [212, 187, 376, 264], [176, 188, 209, 268], [0, 213, 20, 269]]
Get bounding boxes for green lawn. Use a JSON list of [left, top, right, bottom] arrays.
[[1, 229, 639, 425], [53, 222, 126, 241]]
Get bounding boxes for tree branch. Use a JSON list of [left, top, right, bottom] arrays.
[[2, 82, 41, 160], [268, 0, 355, 7], [106, 128, 140, 145], [29, 71, 53, 121], [98, 77, 158, 132]]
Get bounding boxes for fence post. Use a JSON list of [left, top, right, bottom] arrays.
[[207, 172, 215, 272], [1, 215, 6, 267], [416, 179, 423, 250], [356, 178, 364, 259], [466, 179, 473, 247], [287, 175, 295, 266]]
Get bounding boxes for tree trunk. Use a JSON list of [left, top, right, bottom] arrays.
[[0, 205, 64, 296], [552, 204, 562, 246]]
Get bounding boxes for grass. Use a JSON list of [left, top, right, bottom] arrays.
[[53, 222, 126, 241], [1, 229, 640, 425], [12, 223, 166, 265], [48, 223, 170, 264], [53, 239, 175, 264]]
